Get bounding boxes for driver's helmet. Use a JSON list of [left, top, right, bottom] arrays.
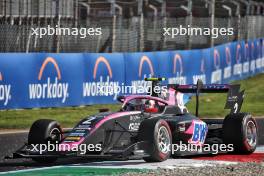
[[145, 100, 156, 109], [145, 100, 159, 113]]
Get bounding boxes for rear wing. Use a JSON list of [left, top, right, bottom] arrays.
[[169, 80, 245, 116], [169, 84, 230, 93], [144, 78, 245, 116]]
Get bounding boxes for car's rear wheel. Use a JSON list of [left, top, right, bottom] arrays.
[[28, 119, 62, 163], [223, 113, 257, 154], [138, 119, 172, 162]]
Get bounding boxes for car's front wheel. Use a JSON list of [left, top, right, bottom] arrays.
[[28, 119, 62, 163], [138, 119, 172, 162]]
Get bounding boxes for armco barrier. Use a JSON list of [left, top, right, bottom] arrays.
[[0, 39, 263, 109]]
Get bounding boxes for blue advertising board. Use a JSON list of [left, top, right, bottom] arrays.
[[0, 38, 263, 109]]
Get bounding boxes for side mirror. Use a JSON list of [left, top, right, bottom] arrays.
[[145, 107, 158, 113]]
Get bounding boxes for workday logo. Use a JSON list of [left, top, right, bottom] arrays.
[[261, 40, 264, 68], [233, 44, 243, 76], [131, 56, 154, 94], [173, 54, 183, 76], [93, 56, 113, 79], [243, 43, 251, 73], [255, 41, 263, 70], [262, 40, 264, 68], [28, 57, 69, 103], [168, 54, 186, 84], [0, 72, 11, 106], [211, 49, 222, 83], [192, 57, 206, 84], [262, 40, 264, 58], [236, 44, 242, 64], [256, 41, 261, 59], [83, 56, 119, 98], [262, 40, 264, 57], [225, 47, 231, 66], [213, 49, 221, 70], [200, 57, 205, 74], [138, 56, 154, 78], [223, 47, 232, 79], [245, 43, 250, 61]]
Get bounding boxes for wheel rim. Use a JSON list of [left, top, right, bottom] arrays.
[[49, 128, 61, 143], [246, 121, 257, 148], [157, 126, 170, 154]]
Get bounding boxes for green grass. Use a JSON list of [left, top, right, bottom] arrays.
[[0, 104, 120, 129], [0, 73, 263, 130]]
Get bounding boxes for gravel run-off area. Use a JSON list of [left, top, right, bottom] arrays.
[[123, 162, 264, 176]]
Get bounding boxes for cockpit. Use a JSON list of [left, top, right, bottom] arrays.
[[119, 96, 167, 113]]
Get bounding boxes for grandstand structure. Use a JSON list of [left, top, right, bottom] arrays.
[[0, 0, 264, 53]]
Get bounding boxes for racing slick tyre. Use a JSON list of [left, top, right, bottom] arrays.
[[138, 119, 172, 162], [28, 119, 62, 163], [223, 113, 258, 154]]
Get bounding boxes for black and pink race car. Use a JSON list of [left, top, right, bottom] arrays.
[[7, 78, 258, 163]]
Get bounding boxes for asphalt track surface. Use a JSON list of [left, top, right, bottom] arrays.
[[0, 118, 264, 173]]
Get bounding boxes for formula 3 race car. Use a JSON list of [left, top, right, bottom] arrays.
[[6, 78, 258, 163]]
